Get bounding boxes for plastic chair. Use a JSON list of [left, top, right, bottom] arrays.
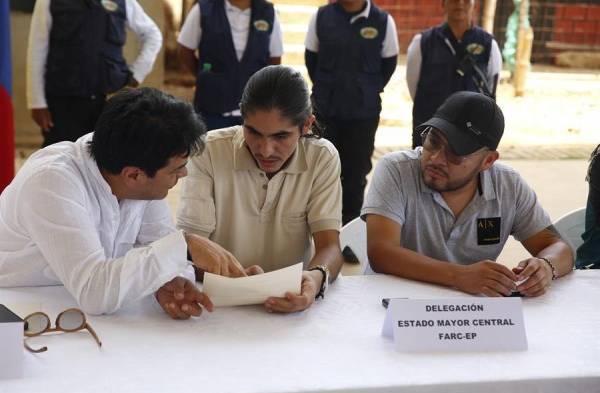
[[553, 207, 586, 253], [339, 217, 371, 274]]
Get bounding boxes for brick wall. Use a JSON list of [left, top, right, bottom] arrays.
[[377, 0, 600, 64], [553, 3, 600, 46], [375, 0, 481, 52]]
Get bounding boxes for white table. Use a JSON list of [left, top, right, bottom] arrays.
[[1, 271, 600, 393]]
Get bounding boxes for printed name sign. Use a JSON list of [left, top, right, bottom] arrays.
[[382, 298, 527, 352]]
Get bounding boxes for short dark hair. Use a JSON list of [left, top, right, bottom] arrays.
[[89, 87, 206, 177], [240, 65, 320, 136]]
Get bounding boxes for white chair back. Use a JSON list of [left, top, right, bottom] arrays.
[[339, 217, 372, 274], [553, 207, 586, 253]]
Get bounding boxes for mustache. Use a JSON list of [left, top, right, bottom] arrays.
[[425, 164, 449, 178], [255, 154, 280, 161]]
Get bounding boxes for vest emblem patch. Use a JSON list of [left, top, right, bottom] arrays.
[[466, 43, 485, 55], [360, 27, 378, 39], [101, 0, 119, 12], [254, 20, 270, 32]]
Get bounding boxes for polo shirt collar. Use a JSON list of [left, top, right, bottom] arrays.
[[232, 127, 308, 174], [334, 0, 371, 24], [480, 167, 497, 201], [350, 0, 371, 24], [225, 0, 251, 14]]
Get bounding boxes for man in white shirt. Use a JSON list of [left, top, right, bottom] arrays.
[[27, 0, 162, 147], [177, 0, 283, 131], [0, 88, 247, 319], [406, 0, 502, 148]]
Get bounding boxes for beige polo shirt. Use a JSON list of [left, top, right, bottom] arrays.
[[176, 126, 342, 272]]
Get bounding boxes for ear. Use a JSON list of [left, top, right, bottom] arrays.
[[480, 150, 499, 172], [120, 166, 145, 186], [302, 115, 316, 136]]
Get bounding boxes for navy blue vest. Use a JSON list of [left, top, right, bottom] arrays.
[[413, 23, 493, 129], [194, 0, 274, 114], [46, 0, 129, 97], [312, 3, 388, 120]]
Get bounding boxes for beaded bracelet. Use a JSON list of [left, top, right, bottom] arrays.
[[539, 257, 557, 280]]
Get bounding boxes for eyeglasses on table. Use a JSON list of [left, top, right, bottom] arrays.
[[23, 308, 102, 353]]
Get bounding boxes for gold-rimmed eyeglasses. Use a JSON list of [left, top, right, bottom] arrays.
[[23, 308, 102, 353]]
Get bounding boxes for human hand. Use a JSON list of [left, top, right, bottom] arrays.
[[512, 258, 553, 297], [264, 270, 321, 313], [454, 260, 517, 297], [31, 108, 54, 132], [185, 232, 247, 277], [245, 265, 264, 276], [155, 277, 213, 320]]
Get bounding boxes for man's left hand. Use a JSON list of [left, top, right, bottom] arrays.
[[264, 270, 321, 313], [513, 258, 553, 297]]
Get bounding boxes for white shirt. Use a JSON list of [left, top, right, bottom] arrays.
[[177, 1, 284, 60], [0, 134, 192, 315], [406, 32, 503, 100], [304, 0, 399, 58], [27, 0, 163, 109]]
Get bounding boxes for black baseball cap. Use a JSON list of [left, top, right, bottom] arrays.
[[416, 91, 504, 156]]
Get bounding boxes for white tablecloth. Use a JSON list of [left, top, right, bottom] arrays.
[[1, 271, 599, 393]]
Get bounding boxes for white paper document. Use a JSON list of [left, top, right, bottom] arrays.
[[202, 263, 303, 307]]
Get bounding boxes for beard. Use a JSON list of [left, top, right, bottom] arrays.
[[422, 161, 482, 193]]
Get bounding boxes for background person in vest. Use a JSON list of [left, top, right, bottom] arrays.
[[406, 0, 502, 149], [27, 0, 162, 147], [177, 0, 283, 132], [304, 0, 398, 225]]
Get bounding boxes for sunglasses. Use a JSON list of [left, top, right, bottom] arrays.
[[23, 308, 102, 353]]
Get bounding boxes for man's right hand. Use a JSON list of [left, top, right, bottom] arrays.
[[155, 277, 213, 320], [31, 108, 54, 132], [184, 232, 248, 277], [454, 260, 517, 297]]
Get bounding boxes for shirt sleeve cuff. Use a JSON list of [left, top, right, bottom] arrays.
[[151, 231, 191, 281], [360, 208, 405, 226], [309, 218, 341, 234]]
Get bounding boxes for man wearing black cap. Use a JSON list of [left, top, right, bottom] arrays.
[[362, 92, 573, 297]]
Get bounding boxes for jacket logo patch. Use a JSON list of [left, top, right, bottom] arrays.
[[101, 0, 119, 12], [466, 43, 485, 55], [360, 27, 378, 39], [254, 20, 270, 32]]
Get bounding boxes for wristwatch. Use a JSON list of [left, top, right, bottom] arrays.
[[308, 265, 330, 299]]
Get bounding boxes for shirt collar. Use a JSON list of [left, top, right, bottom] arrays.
[[480, 166, 497, 201], [232, 126, 308, 174], [350, 0, 371, 24], [79, 133, 117, 200], [415, 148, 435, 195], [225, 0, 251, 14]]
